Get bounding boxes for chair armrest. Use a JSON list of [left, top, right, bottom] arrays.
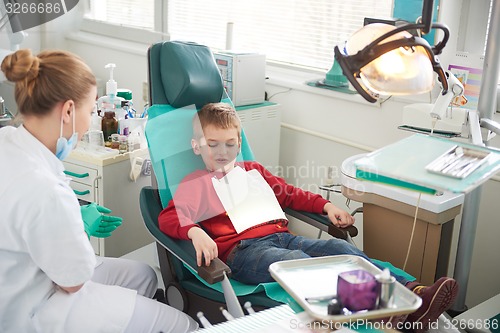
[[140, 186, 231, 284], [197, 258, 231, 284], [284, 208, 358, 240]]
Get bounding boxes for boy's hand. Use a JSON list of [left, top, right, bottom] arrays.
[[323, 202, 355, 228], [187, 227, 218, 267]]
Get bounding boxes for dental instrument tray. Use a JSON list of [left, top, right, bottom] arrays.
[[425, 145, 491, 179], [269, 255, 422, 323]]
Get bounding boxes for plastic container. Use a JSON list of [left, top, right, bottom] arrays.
[[90, 110, 102, 131], [0, 97, 6, 117], [117, 88, 133, 101], [102, 111, 118, 142], [337, 269, 378, 311], [375, 268, 396, 308], [118, 135, 128, 154], [88, 130, 104, 147]]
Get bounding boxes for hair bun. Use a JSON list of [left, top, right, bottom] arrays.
[[1, 49, 40, 83]]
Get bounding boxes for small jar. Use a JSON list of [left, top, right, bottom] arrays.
[[118, 135, 128, 154], [102, 111, 118, 142]]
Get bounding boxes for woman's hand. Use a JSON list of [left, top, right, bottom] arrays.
[[187, 227, 219, 266], [323, 202, 355, 228]]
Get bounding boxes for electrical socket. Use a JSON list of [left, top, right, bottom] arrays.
[[142, 81, 149, 104]]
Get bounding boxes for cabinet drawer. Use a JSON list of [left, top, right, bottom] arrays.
[[70, 182, 96, 203], [89, 237, 100, 255], [63, 162, 98, 187]]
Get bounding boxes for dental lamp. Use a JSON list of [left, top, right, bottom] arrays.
[[334, 22, 450, 103], [335, 0, 500, 314]]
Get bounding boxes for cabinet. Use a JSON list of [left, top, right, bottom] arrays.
[[357, 201, 458, 285], [63, 148, 154, 257], [236, 102, 281, 170], [341, 154, 463, 285]]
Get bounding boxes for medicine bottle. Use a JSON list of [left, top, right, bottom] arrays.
[[102, 111, 118, 142]]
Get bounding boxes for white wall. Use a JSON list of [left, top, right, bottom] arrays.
[[40, 4, 151, 105], [5, 0, 499, 309]]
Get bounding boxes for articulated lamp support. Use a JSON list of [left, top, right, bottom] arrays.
[[400, 71, 467, 136], [430, 71, 464, 120]]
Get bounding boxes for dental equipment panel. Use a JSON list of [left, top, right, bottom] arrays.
[[213, 51, 266, 107]]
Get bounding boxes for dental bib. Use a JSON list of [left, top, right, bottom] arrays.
[[211, 166, 287, 234]]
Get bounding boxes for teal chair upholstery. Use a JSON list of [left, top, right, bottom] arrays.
[[141, 40, 358, 324]]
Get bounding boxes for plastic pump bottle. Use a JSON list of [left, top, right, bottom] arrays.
[[98, 63, 124, 112], [105, 63, 117, 100]]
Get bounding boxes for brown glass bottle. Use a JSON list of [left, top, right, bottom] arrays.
[[102, 111, 118, 142]]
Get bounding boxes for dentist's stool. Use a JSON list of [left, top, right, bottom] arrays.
[[341, 154, 464, 285]]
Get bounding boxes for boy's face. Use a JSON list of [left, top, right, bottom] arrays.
[[192, 124, 241, 173]]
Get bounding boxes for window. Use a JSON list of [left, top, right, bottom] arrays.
[[167, 0, 393, 70], [84, 1, 395, 70], [83, 0, 165, 44], [457, 0, 491, 55], [85, 0, 154, 31]]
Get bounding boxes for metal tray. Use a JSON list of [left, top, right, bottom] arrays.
[[425, 145, 490, 179], [269, 255, 422, 323]]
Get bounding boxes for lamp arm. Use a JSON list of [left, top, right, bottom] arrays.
[[430, 71, 464, 120], [0, 4, 27, 51], [421, 0, 435, 35], [480, 118, 500, 137], [469, 111, 484, 146]]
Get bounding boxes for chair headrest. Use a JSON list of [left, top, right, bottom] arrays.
[[160, 41, 224, 109]]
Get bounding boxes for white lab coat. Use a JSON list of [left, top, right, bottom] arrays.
[[0, 125, 136, 333]]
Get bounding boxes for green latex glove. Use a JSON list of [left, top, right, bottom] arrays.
[[81, 203, 123, 238]]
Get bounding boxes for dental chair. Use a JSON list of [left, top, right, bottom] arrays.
[[140, 40, 358, 324]]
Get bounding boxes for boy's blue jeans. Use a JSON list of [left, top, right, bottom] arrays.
[[226, 232, 410, 286]]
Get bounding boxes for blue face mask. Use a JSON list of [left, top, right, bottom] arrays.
[[56, 104, 78, 160]]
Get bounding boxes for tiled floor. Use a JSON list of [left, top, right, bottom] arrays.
[[120, 242, 165, 289]]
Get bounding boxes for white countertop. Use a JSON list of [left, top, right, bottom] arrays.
[[341, 154, 464, 213]]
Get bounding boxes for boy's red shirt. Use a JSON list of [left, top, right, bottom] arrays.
[[158, 161, 329, 262]]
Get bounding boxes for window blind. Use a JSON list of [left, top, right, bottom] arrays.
[[85, 0, 154, 31], [85, 0, 394, 70], [167, 0, 393, 70]]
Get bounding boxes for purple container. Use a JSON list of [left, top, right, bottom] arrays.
[[337, 269, 378, 311]]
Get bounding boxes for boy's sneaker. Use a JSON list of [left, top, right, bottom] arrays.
[[375, 314, 408, 330], [405, 277, 459, 332]]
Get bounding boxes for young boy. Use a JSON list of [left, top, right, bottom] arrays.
[[159, 102, 458, 331]]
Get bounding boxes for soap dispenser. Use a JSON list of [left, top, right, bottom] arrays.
[[98, 63, 124, 113]]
